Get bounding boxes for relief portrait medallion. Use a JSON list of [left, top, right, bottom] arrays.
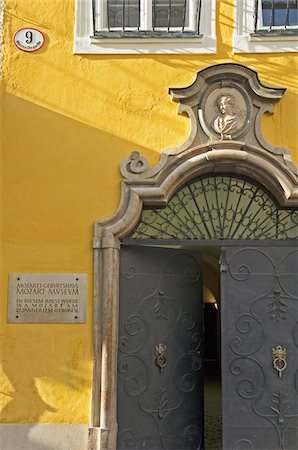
[[200, 86, 250, 140]]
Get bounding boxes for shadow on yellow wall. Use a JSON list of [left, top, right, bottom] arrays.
[[2, 92, 159, 243], [0, 328, 90, 424], [1, 93, 159, 424]]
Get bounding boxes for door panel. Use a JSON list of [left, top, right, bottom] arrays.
[[117, 246, 204, 450], [221, 245, 298, 450]]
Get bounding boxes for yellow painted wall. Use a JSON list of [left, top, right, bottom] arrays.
[[1, 0, 297, 424]]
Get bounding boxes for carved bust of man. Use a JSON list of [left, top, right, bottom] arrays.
[[213, 95, 240, 137]]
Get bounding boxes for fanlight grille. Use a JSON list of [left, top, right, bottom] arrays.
[[131, 176, 298, 240]]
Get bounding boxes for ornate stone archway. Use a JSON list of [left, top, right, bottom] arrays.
[[87, 64, 298, 450]]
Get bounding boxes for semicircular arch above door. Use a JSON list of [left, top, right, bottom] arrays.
[[131, 175, 298, 241]]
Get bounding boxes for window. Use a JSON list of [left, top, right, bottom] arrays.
[[94, 0, 201, 37], [74, 0, 216, 54], [255, 0, 298, 33], [233, 0, 298, 53]]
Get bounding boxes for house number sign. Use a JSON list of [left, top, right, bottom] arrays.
[[13, 28, 45, 52]]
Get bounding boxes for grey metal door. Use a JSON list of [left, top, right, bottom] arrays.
[[221, 244, 298, 450], [117, 246, 204, 450]]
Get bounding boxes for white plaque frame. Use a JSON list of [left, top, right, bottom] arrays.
[[8, 273, 87, 323]]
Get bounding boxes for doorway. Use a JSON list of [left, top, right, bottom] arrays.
[[117, 242, 298, 450], [89, 63, 298, 450]]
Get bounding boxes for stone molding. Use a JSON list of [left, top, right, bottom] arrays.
[[0, 424, 88, 450], [89, 64, 298, 450]]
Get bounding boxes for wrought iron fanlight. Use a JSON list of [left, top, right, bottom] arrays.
[[131, 176, 298, 240]]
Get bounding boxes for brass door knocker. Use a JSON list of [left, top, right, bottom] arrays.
[[272, 345, 287, 378], [155, 343, 167, 371]]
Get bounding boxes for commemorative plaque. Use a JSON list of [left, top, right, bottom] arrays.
[[8, 273, 87, 323]]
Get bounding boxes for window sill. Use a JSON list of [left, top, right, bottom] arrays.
[[74, 35, 216, 54], [253, 29, 298, 38], [233, 32, 298, 53], [93, 31, 202, 39]]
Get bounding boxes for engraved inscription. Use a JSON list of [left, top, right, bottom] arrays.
[[8, 273, 87, 323]]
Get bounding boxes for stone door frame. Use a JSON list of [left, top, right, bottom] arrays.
[[87, 64, 298, 450]]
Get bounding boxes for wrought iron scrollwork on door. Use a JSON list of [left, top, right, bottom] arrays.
[[227, 247, 298, 450]]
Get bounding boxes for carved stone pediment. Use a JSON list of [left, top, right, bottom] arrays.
[[170, 63, 284, 146], [120, 63, 297, 181]]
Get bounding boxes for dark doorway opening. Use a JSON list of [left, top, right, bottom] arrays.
[[204, 360, 222, 450], [203, 249, 222, 450]]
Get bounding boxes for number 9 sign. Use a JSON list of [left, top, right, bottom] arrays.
[[13, 28, 45, 52]]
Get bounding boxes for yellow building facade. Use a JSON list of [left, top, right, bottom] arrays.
[[0, 1, 297, 449]]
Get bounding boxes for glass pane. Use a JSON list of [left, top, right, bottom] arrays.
[[108, 0, 139, 28], [153, 0, 189, 28], [289, 1, 298, 25], [278, 210, 298, 239], [262, 0, 298, 27]]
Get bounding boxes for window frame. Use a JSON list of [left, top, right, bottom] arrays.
[[256, 0, 298, 32], [94, 0, 198, 34], [74, 0, 216, 54], [233, 0, 298, 53]]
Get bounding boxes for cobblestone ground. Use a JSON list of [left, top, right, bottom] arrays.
[[204, 362, 222, 450]]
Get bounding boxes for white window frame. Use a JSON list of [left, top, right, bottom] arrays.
[[74, 0, 216, 54], [233, 0, 298, 53]]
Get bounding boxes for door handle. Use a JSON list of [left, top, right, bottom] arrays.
[[272, 345, 287, 378], [155, 343, 167, 370]]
